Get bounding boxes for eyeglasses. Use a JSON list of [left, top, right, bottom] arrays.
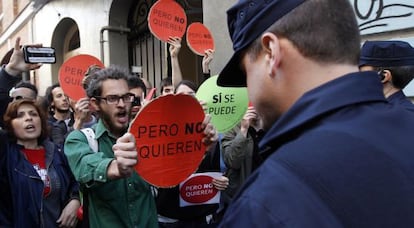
[[96, 93, 135, 105]]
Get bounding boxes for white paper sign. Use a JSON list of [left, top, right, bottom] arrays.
[[179, 172, 222, 207]]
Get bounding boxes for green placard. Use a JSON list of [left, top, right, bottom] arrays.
[[196, 75, 248, 133]]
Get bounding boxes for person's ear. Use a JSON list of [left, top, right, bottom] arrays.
[[261, 32, 281, 77], [90, 97, 100, 111], [379, 69, 391, 83]]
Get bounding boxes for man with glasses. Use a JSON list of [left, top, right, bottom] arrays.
[[65, 65, 218, 228], [64, 66, 158, 228]]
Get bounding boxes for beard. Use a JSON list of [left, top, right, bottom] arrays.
[[100, 110, 129, 137]]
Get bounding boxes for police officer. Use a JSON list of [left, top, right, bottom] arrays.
[[359, 40, 414, 112]]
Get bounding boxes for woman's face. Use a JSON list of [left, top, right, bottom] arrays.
[[11, 104, 42, 142], [176, 84, 195, 97]]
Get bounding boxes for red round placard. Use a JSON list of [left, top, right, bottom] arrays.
[[186, 22, 215, 56], [58, 54, 104, 101], [180, 175, 218, 204], [129, 94, 206, 187], [148, 0, 187, 42]]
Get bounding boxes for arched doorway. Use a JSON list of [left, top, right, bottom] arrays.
[[51, 18, 80, 83]]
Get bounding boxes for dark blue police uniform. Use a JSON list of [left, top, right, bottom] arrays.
[[387, 90, 414, 112], [220, 71, 414, 227]]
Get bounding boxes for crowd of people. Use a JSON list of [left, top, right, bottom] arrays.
[[2, 0, 414, 227]]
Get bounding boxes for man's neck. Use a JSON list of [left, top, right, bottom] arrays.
[[102, 120, 124, 138], [383, 83, 400, 98], [54, 111, 70, 121]]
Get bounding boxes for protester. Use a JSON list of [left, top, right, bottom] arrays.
[[44, 83, 74, 145], [0, 37, 81, 227], [45, 83, 71, 124], [10, 81, 38, 101], [0, 99, 80, 227], [175, 79, 198, 97], [127, 75, 146, 119], [156, 141, 228, 228], [221, 106, 264, 209], [157, 77, 228, 228], [359, 40, 414, 111], [64, 66, 219, 228], [217, 0, 414, 227], [159, 77, 174, 96], [64, 66, 157, 227], [47, 65, 100, 145]]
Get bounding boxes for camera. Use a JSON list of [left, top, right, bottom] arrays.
[[23, 46, 56, 64]]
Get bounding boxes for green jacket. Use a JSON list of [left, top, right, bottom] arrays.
[[64, 119, 157, 228]]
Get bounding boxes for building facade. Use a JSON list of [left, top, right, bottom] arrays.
[[0, 0, 413, 96]]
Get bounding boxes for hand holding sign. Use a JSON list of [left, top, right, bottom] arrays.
[[212, 176, 229, 191], [240, 106, 258, 134], [168, 36, 182, 58], [113, 133, 138, 178], [201, 114, 218, 149], [202, 49, 214, 73]]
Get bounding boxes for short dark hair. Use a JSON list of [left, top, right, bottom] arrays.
[[246, 0, 360, 65], [159, 77, 172, 94], [45, 83, 60, 104], [86, 65, 130, 98], [82, 64, 103, 91], [175, 80, 198, 93], [44, 83, 61, 115], [373, 66, 414, 89], [14, 81, 38, 97], [127, 75, 147, 96], [3, 99, 48, 143]]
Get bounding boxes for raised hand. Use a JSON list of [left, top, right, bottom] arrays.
[[202, 49, 214, 74], [5, 37, 42, 76], [168, 36, 182, 58]]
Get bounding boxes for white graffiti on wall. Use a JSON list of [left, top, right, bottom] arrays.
[[352, 0, 414, 35]]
